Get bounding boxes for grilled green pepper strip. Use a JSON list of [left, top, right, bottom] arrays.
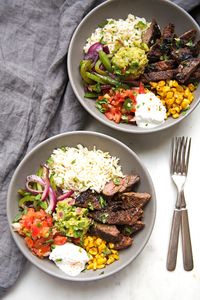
[[80, 60, 94, 84], [19, 195, 36, 209], [94, 59, 107, 75], [86, 72, 129, 88], [98, 50, 112, 72], [84, 92, 99, 98]]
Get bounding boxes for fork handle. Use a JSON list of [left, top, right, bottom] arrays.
[[181, 208, 193, 271], [167, 209, 181, 271]]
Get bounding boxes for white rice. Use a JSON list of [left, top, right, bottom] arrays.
[[48, 144, 124, 194], [84, 14, 150, 54]]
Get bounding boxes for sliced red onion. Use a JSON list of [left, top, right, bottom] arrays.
[[41, 165, 50, 201], [26, 175, 45, 194], [57, 190, 74, 201], [103, 45, 110, 54], [45, 187, 57, 213], [84, 42, 104, 62]]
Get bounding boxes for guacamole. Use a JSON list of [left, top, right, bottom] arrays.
[[53, 200, 92, 239], [111, 45, 148, 78]]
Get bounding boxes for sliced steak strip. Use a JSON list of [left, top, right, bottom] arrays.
[[187, 67, 200, 83], [114, 235, 133, 250], [102, 175, 140, 197], [118, 221, 145, 236], [146, 60, 177, 72], [171, 47, 194, 63], [75, 189, 105, 210], [147, 42, 163, 62], [142, 18, 161, 47], [89, 223, 120, 242], [162, 23, 175, 41], [179, 29, 197, 43], [89, 208, 143, 226], [142, 69, 176, 82], [118, 192, 151, 209], [176, 58, 200, 83]]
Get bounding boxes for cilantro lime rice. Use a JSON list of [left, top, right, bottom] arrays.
[[83, 14, 150, 54], [47, 144, 124, 194]]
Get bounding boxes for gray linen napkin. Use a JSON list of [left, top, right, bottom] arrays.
[[0, 0, 199, 297]]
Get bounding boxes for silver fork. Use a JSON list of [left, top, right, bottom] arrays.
[[166, 137, 193, 271]]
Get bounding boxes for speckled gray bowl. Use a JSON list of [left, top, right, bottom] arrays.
[[7, 131, 156, 281], [68, 0, 200, 134]]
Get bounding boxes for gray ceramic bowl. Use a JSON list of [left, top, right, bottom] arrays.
[[7, 131, 156, 281], [68, 0, 200, 134]]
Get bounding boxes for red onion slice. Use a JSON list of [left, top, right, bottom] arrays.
[[57, 190, 74, 201], [45, 187, 57, 213], [41, 165, 50, 201], [26, 175, 45, 194]]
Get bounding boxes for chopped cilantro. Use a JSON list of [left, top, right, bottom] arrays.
[[113, 177, 121, 185], [99, 196, 107, 208], [55, 258, 63, 262]]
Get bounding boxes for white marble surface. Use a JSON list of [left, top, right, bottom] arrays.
[[4, 106, 200, 300]]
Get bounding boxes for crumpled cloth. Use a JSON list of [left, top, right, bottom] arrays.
[[0, 0, 199, 297]]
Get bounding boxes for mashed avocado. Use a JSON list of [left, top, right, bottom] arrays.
[[111, 45, 148, 78], [53, 200, 92, 238]]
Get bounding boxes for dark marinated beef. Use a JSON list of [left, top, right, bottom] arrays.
[[179, 29, 197, 43], [89, 223, 120, 242], [176, 58, 200, 83], [146, 60, 177, 72], [147, 42, 163, 62], [102, 175, 140, 197], [142, 69, 177, 82], [187, 67, 200, 82], [142, 18, 161, 47], [75, 190, 106, 210], [89, 208, 143, 226], [114, 235, 133, 250], [119, 192, 151, 209], [192, 40, 200, 57], [171, 47, 194, 62], [119, 221, 145, 236], [162, 23, 175, 41]]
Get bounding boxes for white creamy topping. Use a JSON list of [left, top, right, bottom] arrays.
[[49, 243, 90, 276], [135, 92, 166, 128]]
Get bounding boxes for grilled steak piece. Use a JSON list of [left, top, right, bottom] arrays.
[[108, 192, 151, 211], [75, 189, 106, 210], [142, 18, 161, 47], [171, 47, 194, 62], [89, 223, 120, 242], [162, 23, 175, 41], [147, 42, 163, 62], [89, 208, 143, 226], [187, 67, 200, 83], [119, 192, 151, 209], [114, 235, 133, 250], [142, 69, 176, 82], [179, 29, 197, 43], [146, 60, 177, 72], [102, 175, 140, 197], [119, 221, 145, 236], [176, 58, 200, 83]]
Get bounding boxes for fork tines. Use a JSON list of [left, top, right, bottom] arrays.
[[171, 137, 191, 175]]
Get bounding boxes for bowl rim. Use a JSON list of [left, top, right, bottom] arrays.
[[68, 0, 200, 134], [7, 130, 156, 281]]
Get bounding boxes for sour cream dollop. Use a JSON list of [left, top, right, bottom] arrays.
[[135, 92, 166, 128], [49, 243, 90, 276]]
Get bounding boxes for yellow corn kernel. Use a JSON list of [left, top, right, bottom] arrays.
[[111, 249, 118, 254], [169, 108, 176, 115], [165, 98, 174, 107], [168, 80, 174, 87], [89, 247, 98, 256], [98, 243, 106, 253], [172, 80, 179, 87], [176, 85, 184, 92], [113, 254, 119, 260], [97, 257, 107, 265], [184, 88, 190, 97], [87, 264, 94, 270], [166, 91, 173, 99], [175, 98, 182, 105], [108, 243, 115, 249], [95, 238, 103, 247], [96, 264, 105, 269], [158, 80, 165, 87], [188, 83, 195, 92], [150, 82, 157, 88], [172, 113, 180, 119], [188, 93, 194, 103], [162, 86, 170, 93], [181, 99, 190, 109]]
